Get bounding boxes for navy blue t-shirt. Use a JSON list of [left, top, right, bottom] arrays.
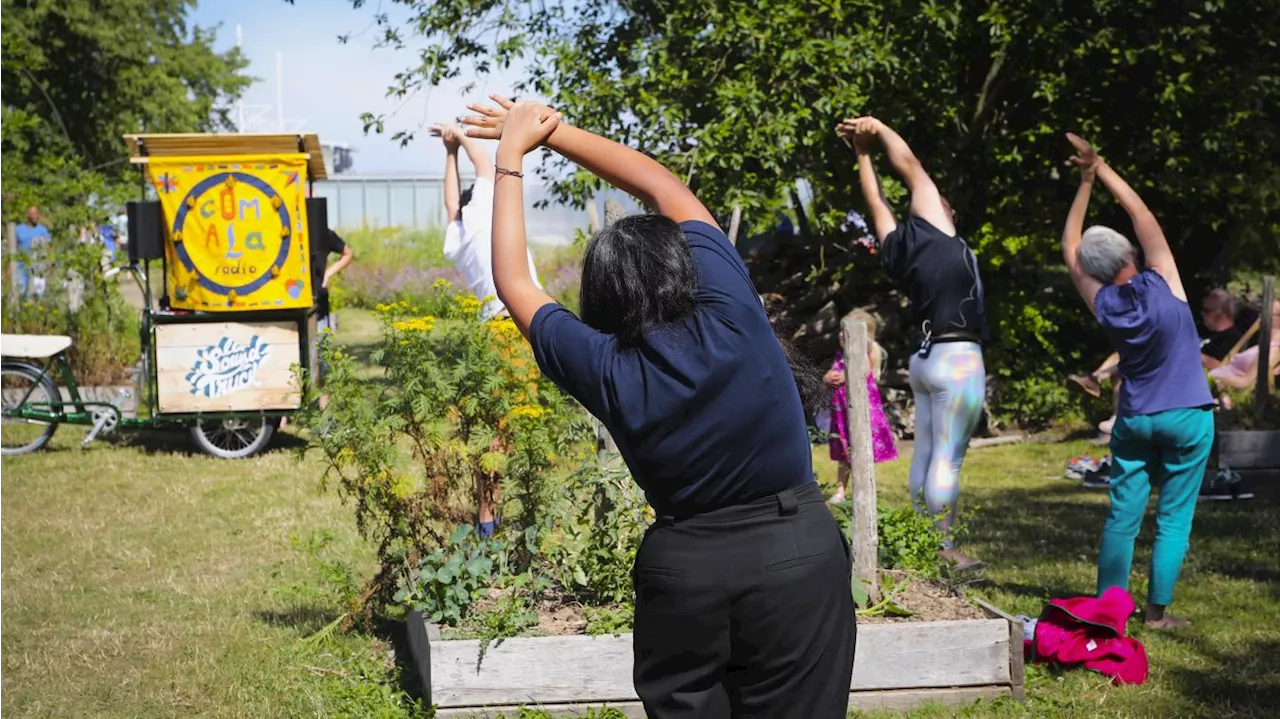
[[529, 220, 814, 517]]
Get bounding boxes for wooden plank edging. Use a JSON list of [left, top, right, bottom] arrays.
[[431, 686, 1012, 718], [407, 613, 1018, 711]]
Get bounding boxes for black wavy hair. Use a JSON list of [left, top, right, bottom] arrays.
[[579, 213, 829, 418]]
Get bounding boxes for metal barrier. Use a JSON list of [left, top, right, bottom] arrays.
[[312, 174, 638, 242]]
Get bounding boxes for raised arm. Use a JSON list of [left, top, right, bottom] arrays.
[[841, 117, 955, 236], [848, 137, 898, 242], [465, 95, 716, 226], [459, 132, 495, 181], [1092, 160, 1185, 301], [486, 103, 562, 335], [432, 124, 463, 221], [1062, 135, 1103, 311]]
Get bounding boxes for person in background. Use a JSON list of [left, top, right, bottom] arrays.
[[842, 115, 988, 571], [825, 312, 899, 505], [434, 121, 544, 539], [1209, 299, 1280, 394], [435, 122, 543, 320], [464, 96, 854, 718], [14, 205, 50, 298], [1060, 133, 1214, 630], [311, 227, 353, 406]]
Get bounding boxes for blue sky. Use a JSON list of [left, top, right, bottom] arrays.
[[190, 0, 533, 175]]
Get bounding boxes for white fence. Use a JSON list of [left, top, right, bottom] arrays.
[[312, 174, 639, 244]]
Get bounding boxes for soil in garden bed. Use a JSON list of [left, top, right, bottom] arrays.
[[856, 573, 988, 624], [442, 574, 984, 639]]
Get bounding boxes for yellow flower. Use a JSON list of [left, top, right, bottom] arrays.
[[432, 278, 453, 291], [392, 315, 437, 333], [508, 404, 546, 420], [454, 293, 484, 316]]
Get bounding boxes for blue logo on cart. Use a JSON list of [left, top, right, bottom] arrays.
[[185, 335, 271, 398]]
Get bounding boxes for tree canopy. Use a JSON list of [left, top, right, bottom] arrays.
[[353, 0, 1279, 424], [1, 0, 250, 228]]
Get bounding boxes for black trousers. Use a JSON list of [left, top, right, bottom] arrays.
[[632, 481, 857, 718]]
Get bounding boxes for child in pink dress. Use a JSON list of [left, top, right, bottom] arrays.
[[826, 342, 899, 504]]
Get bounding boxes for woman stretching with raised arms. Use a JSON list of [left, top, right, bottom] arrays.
[[840, 116, 988, 570], [463, 98, 856, 718], [1061, 134, 1213, 629]]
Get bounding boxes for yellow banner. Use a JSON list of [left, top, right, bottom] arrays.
[[147, 153, 313, 311]]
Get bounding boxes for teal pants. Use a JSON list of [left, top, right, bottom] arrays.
[[1097, 407, 1214, 608]]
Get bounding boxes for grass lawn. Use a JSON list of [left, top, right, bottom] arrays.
[[4, 308, 1278, 717]]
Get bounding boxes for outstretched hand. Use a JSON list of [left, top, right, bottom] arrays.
[[429, 123, 463, 151], [1065, 133, 1101, 180], [462, 94, 558, 142], [836, 116, 883, 152]]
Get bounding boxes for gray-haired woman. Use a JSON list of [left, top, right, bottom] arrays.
[[1060, 133, 1214, 629]]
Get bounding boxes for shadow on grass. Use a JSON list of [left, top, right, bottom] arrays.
[[254, 606, 345, 636], [103, 424, 309, 457], [253, 606, 428, 703], [1164, 636, 1280, 716]]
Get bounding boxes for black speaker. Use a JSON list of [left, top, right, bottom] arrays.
[[127, 200, 164, 262], [306, 197, 329, 243]]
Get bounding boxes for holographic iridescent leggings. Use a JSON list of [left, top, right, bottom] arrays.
[[908, 342, 986, 545]]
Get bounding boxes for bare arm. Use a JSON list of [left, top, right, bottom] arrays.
[[1062, 174, 1103, 312], [482, 104, 562, 336], [467, 96, 717, 226], [432, 124, 465, 221], [1093, 162, 1185, 300], [854, 147, 898, 242], [322, 245, 353, 289], [459, 134, 494, 180], [851, 118, 955, 236], [443, 148, 461, 222]]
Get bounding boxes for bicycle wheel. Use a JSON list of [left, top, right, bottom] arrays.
[[189, 416, 275, 459], [1, 360, 60, 455]]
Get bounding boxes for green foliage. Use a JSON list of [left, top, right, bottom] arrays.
[[992, 373, 1080, 431], [876, 506, 952, 581], [310, 643, 434, 719], [349, 0, 1280, 425], [331, 227, 462, 311], [1, 0, 249, 229], [1, 242, 139, 382], [829, 501, 955, 582], [300, 280, 596, 618], [394, 525, 502, 627], [539, 464, 649, 606], [583, 605, 634, 636]]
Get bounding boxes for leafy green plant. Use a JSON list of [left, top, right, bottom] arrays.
[[583, 605, 634, 636], [394, 525, 502, 627], [299, 279, 595, 620], [537, 463, 649, 606], [2, 241, 140, 383]]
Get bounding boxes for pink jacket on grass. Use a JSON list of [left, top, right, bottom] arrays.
[[1029, 586, 1149, 685]]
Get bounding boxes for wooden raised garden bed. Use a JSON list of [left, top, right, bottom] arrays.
[[406, 597, 1025, 718], [1218, 429, 1280, 499]]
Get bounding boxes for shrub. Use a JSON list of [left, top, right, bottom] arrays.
[[331, 227, 462, 311], [300, 279, 595, 620], [2, 240, 139, 383]]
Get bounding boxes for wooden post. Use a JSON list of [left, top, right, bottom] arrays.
[[727, 205, 742, 246], [1257, 276, 1275, 417], [603, 199, 625, 227], [586, 202, 601, 234], [841, 317, 879, 601]]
